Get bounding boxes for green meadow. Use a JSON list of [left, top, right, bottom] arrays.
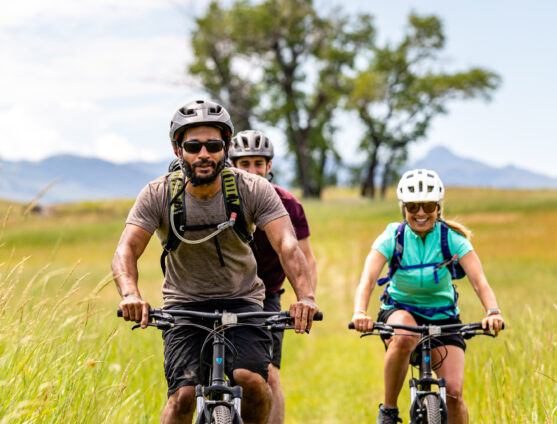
[[0, 188, 556, 423]]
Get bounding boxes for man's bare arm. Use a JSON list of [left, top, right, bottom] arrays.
[[263, 215, 318, 333], [112, 224, 152, 328], [298, 237, 317, 292]]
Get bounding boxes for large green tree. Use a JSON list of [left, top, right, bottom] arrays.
[[189, 0, 375, 197], [189, 2, 260, 131], [346, 14, 501, 198]]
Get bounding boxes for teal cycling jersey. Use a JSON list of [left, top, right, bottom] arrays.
[[373, 222, 473, 320]]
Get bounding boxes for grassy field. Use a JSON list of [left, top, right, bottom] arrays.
[[0, 188, 556, 423]]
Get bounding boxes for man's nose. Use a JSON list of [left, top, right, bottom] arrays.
[[197, 144, 210, 156]]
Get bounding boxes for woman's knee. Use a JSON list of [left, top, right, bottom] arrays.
[[388, 334, 419, 354]]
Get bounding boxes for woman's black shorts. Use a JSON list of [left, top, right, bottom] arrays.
[[377, 307, 466, 351], [162, 299, 272, 397]]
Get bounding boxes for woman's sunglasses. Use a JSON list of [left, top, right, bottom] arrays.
[[182, 139, 225, 154], [404, 202, 439, 214]]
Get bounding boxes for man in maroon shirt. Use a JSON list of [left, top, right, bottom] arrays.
[[229, 130, 317, 424]]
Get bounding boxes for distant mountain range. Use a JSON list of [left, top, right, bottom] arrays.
[[0, 146, 555, 204], [409, 146, 557, 190]]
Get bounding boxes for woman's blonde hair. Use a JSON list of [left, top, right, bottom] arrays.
[[438, 201, 471, 239]]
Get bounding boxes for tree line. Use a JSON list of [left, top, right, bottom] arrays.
[[188, 0, 500, 198]]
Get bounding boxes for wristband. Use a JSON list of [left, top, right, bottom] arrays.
[[355, 308, 367, 315], [487, 307, 501, 316]]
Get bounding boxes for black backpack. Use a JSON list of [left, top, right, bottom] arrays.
[[160, 160, 253, 275]]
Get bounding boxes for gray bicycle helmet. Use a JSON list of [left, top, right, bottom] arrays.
[[229, 130, 274, 160], [169, 100, 234, 152]]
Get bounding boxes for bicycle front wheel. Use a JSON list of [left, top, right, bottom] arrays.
[[422, 394, 443, 424], [211, 405, 232, 424]]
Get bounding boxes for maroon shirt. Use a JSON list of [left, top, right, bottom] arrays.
[[253, 185, 310, 294]]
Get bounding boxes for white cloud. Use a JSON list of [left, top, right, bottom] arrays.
[[92, 133, 158, 163], [0, 2, 195, 163], [0, 105, 76, 161], [1, 0, 173, 29]]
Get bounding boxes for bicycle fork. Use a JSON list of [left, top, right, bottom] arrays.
[[409, 335, 448, 423], [195, 327, 243, 423]]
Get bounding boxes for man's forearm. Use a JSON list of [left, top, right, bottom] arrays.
[[112, 249, 141, 299], [279, 245, 314, 300]]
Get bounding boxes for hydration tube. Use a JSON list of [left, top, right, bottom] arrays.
[[169, 180, 237, 245]]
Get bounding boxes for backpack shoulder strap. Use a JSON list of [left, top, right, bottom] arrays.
[[161, 170, 186, 275], [439, 221, 466, 280], [377, 222, 405, 286], [221, 167, 253, 244], [440, 221, 451, 261]]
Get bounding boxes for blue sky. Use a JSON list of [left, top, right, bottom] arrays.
[[1, 0, 555, 177]]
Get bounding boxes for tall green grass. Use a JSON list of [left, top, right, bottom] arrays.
[[0, 189, 556, 423]]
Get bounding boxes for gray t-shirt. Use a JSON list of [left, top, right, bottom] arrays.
[[126, 168, 288, 307]]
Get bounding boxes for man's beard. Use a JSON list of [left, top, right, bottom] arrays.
[[183, 157, 225, 186]]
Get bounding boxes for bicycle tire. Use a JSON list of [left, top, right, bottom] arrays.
[[422, 394, 443, 424], [211, 405, 232, 424]]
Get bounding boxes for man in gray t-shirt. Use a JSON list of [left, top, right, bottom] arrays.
[[112, 100, 318, 424]]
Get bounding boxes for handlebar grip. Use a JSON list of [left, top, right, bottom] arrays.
[[348, 322, 355, 330], [117, 309, 122, 317], [313, 312, 324, 321]]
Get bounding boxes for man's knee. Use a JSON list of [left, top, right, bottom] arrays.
[[234, 368, 268, 390], [267, 364, 281, 391], [166, 386, 196, 415]]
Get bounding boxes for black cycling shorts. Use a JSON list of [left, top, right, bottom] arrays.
[[263, 290, 284, 369], [162, 299, 272, 397], [377, 307, 466, 352]]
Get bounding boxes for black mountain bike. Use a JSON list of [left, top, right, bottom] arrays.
[[118, 308, 323, 424], [349, 321, 499, 424]]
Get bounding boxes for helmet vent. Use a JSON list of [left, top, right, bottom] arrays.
[[241, 136, 249, 148], [254, 135, 261, 148], [419, 181, 423, 192], [179, 107, 196, 116], [208, 106, 222, 115], [408, 186, 415, 193], [427, 185, 434, 192]]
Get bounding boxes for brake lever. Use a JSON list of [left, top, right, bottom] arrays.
[[360, 330, 392, 338], [267, 324, 310, 334], [131, 321, 174, 331], [461, 330, 495, 338]]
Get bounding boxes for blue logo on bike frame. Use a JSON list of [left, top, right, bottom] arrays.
[[425, 356, 430, 363], [216, 358, 223, 365]]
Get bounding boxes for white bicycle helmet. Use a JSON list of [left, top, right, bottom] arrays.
[[229, 130, 274, 160], [397, 169, 445, 202]]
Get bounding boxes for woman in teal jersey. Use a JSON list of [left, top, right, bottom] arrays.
[[352, 169, 504, 424]]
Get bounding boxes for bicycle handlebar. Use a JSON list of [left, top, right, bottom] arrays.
[[348, 321, 503, 336], [117, 308, 323, 321]]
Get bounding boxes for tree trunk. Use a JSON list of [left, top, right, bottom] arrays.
[[361, 151, 378, 198], [380, 160, 391, 199]]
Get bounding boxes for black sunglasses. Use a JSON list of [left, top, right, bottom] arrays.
[[404, 202, 439, 214], [181, 139, 225, 154]]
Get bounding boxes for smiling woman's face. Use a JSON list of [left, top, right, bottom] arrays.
[[404, 202, 439, 238]]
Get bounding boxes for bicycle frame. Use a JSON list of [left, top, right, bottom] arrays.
[[350, 321, 495, 424], [194, 312, 243, 424], [119, 308, 322, 424]]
